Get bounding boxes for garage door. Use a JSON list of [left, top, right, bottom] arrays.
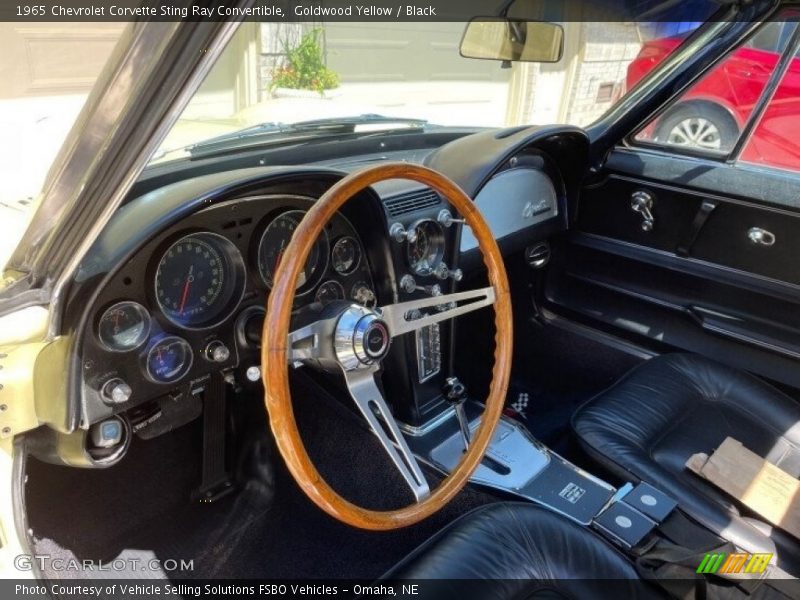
[[325, 22, 510, 83], [0, 23, 124, 99]]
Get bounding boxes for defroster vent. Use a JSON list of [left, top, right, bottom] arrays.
[[383, 189, 441, 217]]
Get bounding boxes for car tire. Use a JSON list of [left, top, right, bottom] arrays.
[[654, 104, 739, 152]]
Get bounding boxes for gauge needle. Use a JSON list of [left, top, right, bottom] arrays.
[[178, 278, 191, 314]]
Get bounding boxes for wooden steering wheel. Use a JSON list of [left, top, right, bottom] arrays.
[[262, 163, 512, 530]]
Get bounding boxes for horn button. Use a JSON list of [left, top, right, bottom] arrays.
[[334, 305, 391, 370]]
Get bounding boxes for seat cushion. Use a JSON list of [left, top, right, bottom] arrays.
[[384, 502, 664, 599], [573, 353, 800, 575]]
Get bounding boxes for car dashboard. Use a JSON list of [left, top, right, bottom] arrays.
[[56, 125, 588, 468]]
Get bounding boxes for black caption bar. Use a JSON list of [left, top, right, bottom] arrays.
[[12, 578, 793, 600], [1, 0, 727, 23]]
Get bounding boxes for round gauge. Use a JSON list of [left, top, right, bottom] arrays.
[[407, 220, 445, 276], [97, 301, 151, 352], [154, 232, 245, 329], [351, 281, 376, 307], [145, 336, 193, 383], [331, 236, 361, 275], [258, 210, 329, 295], [315, 280, 345, 305]]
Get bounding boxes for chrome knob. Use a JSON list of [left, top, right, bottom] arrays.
[[400, 274, 417, 293], [205, 340, 230, 363], [434, 263, 450, 280], [389, 222, 418, 243], [101, 378, 132, 405], [245, 365, 261, 382], [437, 209, 465, 228], [449, 268, 463, 282]]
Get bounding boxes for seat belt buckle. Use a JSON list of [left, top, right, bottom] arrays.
[[621, 482, 678, 522], [592, 502, 657, 549]]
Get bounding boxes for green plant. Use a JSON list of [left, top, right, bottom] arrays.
[[270, 29, 340, 95]]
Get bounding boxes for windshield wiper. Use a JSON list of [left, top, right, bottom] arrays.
[[186, 113, 428, 154]]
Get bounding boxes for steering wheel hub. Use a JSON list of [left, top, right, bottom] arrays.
[[334, 305, 391, 369]]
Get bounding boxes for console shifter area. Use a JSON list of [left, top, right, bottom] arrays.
[[442, 377, 470, 450]]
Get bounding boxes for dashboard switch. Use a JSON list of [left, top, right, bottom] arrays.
[[389, 222, 418, 243], [449, 268, 464, 282], [205, 341, 231, 363], [434, 263, 450, 280], [400, 274, 417, 293], [437, 209, 465, 228], [101, 378, 132, 405], [246, 366, 261, 382]]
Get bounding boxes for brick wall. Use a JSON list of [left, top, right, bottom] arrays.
[[565, 22, 642, 125]]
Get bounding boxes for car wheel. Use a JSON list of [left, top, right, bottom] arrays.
[[655, 105, 739, 152]]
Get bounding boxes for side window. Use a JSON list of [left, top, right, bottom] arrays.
[[633, 21, 795, 156], [738, 43, 800, 171]]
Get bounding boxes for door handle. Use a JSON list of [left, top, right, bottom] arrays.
[[631, 191, 655, 232]]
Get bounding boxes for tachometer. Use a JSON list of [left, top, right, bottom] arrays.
[[258, 210, 328, 295], [331, 236, 361, 275], [97, 301, 151, 352], [154, 232, 245, 329], [145, 336, 193, 383], [407, 219, 445, 276]]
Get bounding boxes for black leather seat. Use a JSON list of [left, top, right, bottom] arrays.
[[384, 502, 665, 599], [573, 353, 800, 576]]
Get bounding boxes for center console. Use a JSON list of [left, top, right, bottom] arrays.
[[404, 402, 677, 550]]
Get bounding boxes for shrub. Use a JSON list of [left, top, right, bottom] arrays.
[[270, 29, 340, 95]]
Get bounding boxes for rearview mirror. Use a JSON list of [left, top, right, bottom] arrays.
[[460, 18, 564, 63]]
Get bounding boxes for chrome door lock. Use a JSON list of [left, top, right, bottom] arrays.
[[631, 191, 655, 232], [747, 227, 776, 246]]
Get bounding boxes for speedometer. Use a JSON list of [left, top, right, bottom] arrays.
[[154, 232, 245, 329], [257, 210, 329, 295]]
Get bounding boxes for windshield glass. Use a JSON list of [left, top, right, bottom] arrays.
[[152, 17, 711, 163], [0, 5, 718, 271], [0, 22, 124, 270]]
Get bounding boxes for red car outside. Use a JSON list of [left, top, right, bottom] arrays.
[[628, 22, 800, 171]]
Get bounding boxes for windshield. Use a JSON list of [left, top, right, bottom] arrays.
[[0, 10, 717, 271], [151, 18, 708, 163]]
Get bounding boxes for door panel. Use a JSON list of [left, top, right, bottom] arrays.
[[547, 148, 800, 388]]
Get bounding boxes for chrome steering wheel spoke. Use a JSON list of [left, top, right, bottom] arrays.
[[287, 316, 335, 362], [343, 367, 431, 501], [379, 286, 496, 338]]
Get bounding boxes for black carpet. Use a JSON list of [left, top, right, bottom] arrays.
[[508, 321, 643, 459], [25, 371, 497, 581]]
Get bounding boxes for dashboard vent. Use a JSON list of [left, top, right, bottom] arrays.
[[384, 189, 440, 217]]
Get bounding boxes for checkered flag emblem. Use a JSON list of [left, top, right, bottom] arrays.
[[511, 392, 529, 417]]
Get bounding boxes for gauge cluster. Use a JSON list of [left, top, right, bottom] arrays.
[[79, 194, 375, 424]]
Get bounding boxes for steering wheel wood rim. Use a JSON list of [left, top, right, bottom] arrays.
[[262, 163, 512, 530]]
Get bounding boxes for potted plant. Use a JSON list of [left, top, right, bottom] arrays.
[[270, 28, 341, 99]]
